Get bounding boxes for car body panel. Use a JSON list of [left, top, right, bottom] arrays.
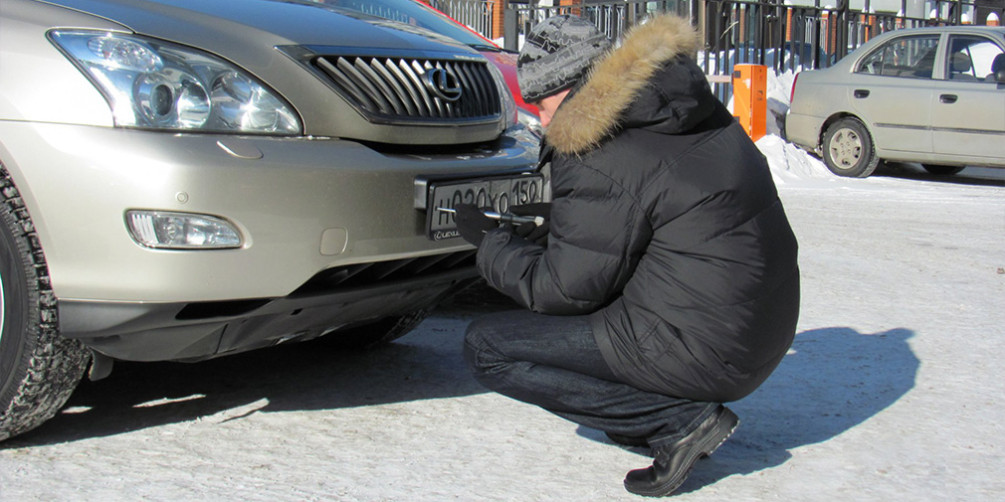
[[845, 73, 935, 155], [932, 78, 1005, 159], [787, 25, 1005, 169]]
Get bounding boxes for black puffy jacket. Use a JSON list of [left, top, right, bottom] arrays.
[[476, 15, 800, 402]]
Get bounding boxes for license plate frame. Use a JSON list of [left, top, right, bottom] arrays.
[[426, 174, 544, 241]]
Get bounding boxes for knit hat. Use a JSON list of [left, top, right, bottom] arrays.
[[517, 15, 612, 103]]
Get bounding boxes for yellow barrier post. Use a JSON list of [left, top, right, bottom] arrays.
[[731, 64, 768, 141]]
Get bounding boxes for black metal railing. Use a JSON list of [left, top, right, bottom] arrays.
[[503, 0, 694, 49], [483, 0, 990, 100], [428, 0, 498, 39]]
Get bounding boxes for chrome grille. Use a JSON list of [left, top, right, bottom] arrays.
[[314, 56, 501, 121]]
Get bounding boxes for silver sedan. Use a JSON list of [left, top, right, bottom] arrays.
[[786, 26, 1005, 177]]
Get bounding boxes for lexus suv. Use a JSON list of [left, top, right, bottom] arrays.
[[0, 0, 543, 441]]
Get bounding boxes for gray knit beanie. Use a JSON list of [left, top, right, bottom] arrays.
[[517, 15, 611, 103]]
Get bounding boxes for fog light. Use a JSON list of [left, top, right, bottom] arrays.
[[126, 210, 242, 249]]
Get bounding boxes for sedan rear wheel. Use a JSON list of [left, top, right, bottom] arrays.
[[1, 166, 89, 442], [822, 117, 880, 178]]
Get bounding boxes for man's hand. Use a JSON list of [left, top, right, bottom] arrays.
[[510, 202, 551, 219], [453, 204, 498, 247], [510, 203, 551, 245]]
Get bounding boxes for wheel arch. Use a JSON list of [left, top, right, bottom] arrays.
[[0, 139, 56, 277], [817, 112, 866, 153]]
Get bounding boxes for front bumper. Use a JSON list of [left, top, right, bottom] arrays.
[[0, 121, 538, 302]]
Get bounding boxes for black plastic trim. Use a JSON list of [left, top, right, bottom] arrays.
[[58, 264, 478, 362]]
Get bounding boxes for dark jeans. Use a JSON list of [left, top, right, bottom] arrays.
[[463, 310, 718, 448]]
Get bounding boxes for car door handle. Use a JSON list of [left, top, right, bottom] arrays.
[[940, 94, 958, 104], [853, 89, 870, 98]]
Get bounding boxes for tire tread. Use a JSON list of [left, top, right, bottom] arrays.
[[0, 166, 89, 442]]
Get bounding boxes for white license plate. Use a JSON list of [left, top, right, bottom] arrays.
[[426, 174, 544, 241]]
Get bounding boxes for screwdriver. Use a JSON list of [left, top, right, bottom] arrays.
[[437, 207, 544, 226]]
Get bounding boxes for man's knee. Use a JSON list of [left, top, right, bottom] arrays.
[[463, 317, 494, 372], [463, 315, 511, 381]]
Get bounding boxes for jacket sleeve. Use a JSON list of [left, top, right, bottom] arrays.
[[475, 157, 648, 315]]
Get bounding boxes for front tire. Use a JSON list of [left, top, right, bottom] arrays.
[[1, 166, 89, 442], [324, 309, 431, 350], [822, 117, 880, 178]]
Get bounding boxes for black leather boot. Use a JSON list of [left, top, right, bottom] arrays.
[[623, 405, 739, 497]]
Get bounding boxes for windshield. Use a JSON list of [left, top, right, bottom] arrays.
[[305, 0, 495, 49]]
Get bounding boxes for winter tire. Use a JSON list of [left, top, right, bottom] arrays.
[[325, 309, 431, 350], [822, 117, 880, 178], [922, 164, 966, 176], [0, 166, 89, 442]]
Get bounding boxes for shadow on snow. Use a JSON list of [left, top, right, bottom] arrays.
[[580, 327, 919, 494], [6, 292, 920, 499], [7, 336, 482, 447], [3, 289, 516, 447]]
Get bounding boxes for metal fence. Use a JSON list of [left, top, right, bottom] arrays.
[[427, 0, 498, 40], [429, 1, 994, 67], [433, 0, 989, 100], [503, 0, 694, 47], [699, 1, 978, 76]]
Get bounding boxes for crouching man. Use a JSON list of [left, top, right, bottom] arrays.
[[454, 14, 800, 497]]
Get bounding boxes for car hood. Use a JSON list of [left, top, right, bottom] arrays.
[[41, 0, 477, 56]]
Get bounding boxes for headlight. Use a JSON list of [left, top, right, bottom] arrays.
[[49, 30, 301, 134], [126, 210, 242, 249]]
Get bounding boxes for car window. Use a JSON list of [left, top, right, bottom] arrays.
[[855, 35, 941, 79], [947, 35, 1004, 83]]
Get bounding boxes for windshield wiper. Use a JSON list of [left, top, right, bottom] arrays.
[[469, 44, 501, 52]]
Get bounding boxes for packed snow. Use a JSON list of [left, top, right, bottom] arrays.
[[1, 74, 1003, 501]]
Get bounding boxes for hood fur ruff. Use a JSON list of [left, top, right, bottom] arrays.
[[545, 14, 701, 155]]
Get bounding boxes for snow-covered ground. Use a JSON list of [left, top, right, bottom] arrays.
[[2, 86, 1004, 499]]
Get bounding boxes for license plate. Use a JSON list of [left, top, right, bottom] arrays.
[[426, 174, 544, 241]]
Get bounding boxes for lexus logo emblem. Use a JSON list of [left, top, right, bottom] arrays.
[[424, 67, 462, 102]]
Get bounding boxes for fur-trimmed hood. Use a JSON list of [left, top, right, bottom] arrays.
[[546, 15, 710, 155]]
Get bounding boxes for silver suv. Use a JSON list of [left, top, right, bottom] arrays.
[[0, 0, 543, 441]]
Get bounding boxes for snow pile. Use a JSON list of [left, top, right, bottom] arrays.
[[765, 70, 797, 136], [757, 134, 837, 188], [752, 69, 839, 188]]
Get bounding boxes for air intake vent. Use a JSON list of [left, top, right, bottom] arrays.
[[314, 56, 501, 122], [290, 250, 477, 297]]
